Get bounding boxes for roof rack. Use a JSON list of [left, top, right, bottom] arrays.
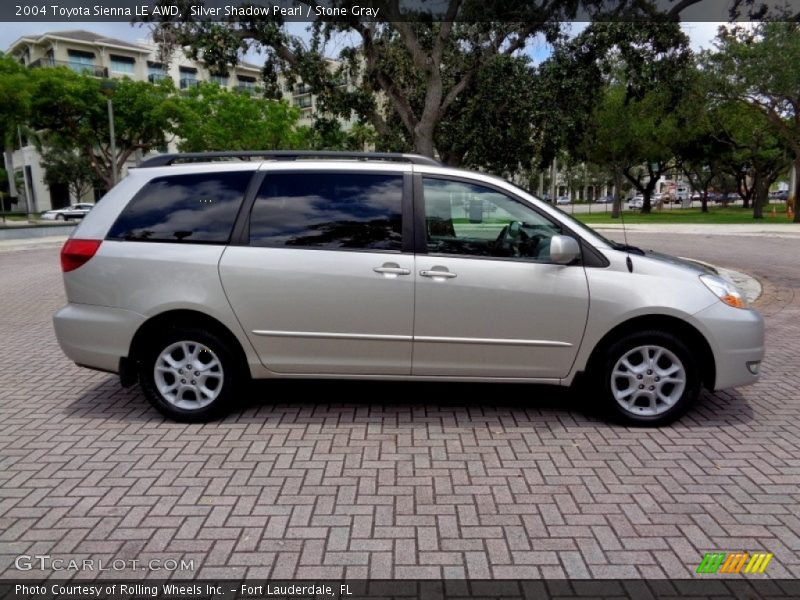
[[138, 151, 441, 168]]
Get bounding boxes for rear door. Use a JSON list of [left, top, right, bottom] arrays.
[[219, 166, 415, 375]]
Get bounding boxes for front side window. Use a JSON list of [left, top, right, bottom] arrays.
[[249, 172, 403, 251], [107, 171, 253, 243], [423, 178, 561, 261]]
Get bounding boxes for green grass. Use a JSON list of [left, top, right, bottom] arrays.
[[571, 203, 795, 225]]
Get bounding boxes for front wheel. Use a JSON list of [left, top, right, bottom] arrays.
[[599, 330, 700, 426], [140, 328, 242, 421]]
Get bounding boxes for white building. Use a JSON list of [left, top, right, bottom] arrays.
[[6, 29, 336, 211]]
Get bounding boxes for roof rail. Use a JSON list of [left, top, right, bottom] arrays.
[[138, 150, 441, 168]]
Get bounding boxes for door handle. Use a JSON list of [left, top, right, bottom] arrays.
[[373, 265, 411, 276], [420, 270, 457, 279]]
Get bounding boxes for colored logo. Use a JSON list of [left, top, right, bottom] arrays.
[[696, 552, 773, 574]]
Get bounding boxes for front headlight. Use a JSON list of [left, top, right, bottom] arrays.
[[699, 274, 748, 309]]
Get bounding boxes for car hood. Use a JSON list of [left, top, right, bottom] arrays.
[[641, 249, 717, 276]]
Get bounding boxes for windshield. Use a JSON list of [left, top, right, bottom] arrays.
[[502, 180, 620, 248]]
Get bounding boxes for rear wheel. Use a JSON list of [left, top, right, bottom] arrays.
[[140, 327, 242, 421], [56, 213, 66, 221], [599, 330, 699, 426]]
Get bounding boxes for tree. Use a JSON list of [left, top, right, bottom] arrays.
[[545, 21, 694, 216], [711, 100, 791, 218], [433, 54, 538, 174], [705, 22, 800, 222], [301, 118, 378, 151], [174, 82, 305, 151], [147, 1, 700, 165], [38, 147, 100, 203], [28, 67, 179, 189], [0, 53, 31, 205], [577, 85, 634, 218], [673, 75, 728, 213]]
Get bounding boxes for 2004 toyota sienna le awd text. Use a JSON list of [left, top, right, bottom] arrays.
[[53, 151, 764, 426]]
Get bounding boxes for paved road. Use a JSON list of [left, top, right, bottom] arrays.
[[0, 234, 798, 579]]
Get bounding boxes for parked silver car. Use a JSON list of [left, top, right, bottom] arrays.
[[42, 203, 95, 221], [53, 151, 764, 425]]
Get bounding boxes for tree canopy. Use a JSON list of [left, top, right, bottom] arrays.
[[146, 0, 701, 169], [703, 22, 800, 221], [28, 67, 180, 188], [174, 82, 306, 151]]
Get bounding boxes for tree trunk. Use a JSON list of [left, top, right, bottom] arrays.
[[413, 123, 436, 158], [701, 192, 708, 213], [752, 172, 763, 219], [611, 170, 622, 219], [738, 173, 751, 209], [641, 190, 652, 215]]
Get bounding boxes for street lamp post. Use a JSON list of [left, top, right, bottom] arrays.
[[101, 80, 118, 186], [107, 97, 117, 185]]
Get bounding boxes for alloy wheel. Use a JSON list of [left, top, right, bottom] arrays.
[[610, 344, 686, 417]]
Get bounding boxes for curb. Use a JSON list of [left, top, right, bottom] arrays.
[[0, 235, 68, 253], [593, 223, 800, 238]]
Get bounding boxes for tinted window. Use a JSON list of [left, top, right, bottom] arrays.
[[249, 172, 403, 251], [107, 171, 252, 243]]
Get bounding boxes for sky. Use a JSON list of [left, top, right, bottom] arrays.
[[2, 21, 726, 63]]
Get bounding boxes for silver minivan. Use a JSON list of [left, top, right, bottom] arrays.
[[53, 151, 764, 425]]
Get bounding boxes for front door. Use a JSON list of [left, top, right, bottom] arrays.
[[220, 169, 414, 375], [413, 176, 590, 379]]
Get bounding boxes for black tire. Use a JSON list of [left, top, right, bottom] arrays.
[[597, 330, 700, 427], [139, 327, 243, 422]]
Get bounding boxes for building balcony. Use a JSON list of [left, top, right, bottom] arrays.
[[180, 78, 200, 89], [29, 58, 108, 78], [148, 73, 170, 83]]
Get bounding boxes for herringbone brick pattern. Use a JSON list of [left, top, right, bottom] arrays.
[[0, 234, 798, 579]]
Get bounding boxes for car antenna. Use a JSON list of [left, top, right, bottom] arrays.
[[619, 192, 633, 273]]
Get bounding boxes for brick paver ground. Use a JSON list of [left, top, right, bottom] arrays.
[[0, 232, 798, 580]]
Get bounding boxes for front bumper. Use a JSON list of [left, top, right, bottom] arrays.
[[693, 302, 765, 390], [54, 303, 146, 373]]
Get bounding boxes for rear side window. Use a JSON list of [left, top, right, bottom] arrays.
[[107, 171, 253, 243], [248, 172, 403, 251]]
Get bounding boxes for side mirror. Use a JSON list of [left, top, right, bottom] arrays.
[[549, 235, 581, 265]]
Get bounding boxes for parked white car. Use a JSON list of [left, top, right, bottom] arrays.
[[42, 203, 95, 221], [628, 195, 644, 210], [54, 151, 763, 426], [555, 195, 571, 205]]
